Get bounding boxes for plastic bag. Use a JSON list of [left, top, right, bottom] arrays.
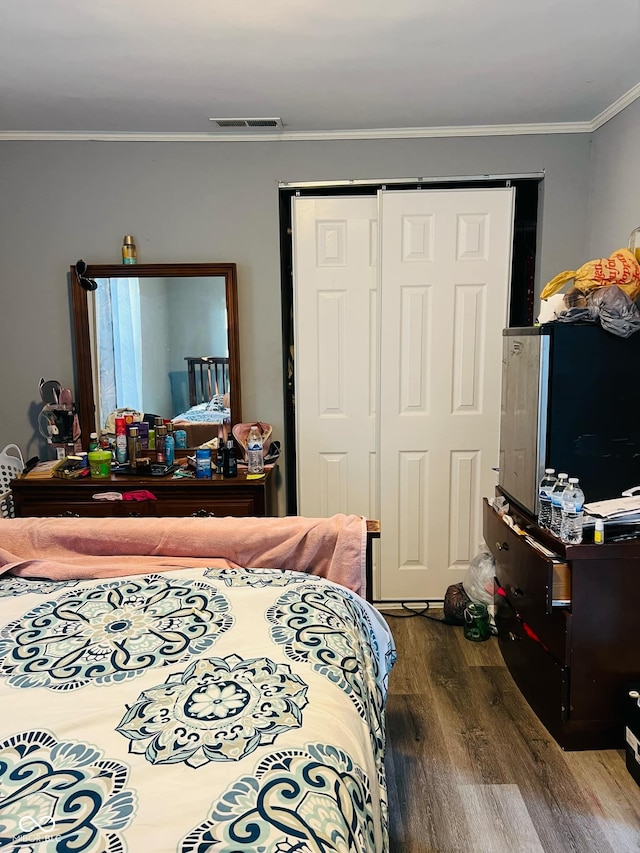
[[540, 248, 640, 302], [462, 543, 496, 607], [587, 284, 640, 338]]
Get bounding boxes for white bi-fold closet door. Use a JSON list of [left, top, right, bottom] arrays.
[[292, 188, 514, 601]]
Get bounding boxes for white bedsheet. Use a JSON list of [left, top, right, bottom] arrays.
[[0, 567, 395, 852]]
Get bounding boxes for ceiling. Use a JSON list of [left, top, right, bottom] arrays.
[[2, 0, 640, 140]]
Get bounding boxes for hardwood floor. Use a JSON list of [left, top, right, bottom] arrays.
[[382, 610, 640, 852]]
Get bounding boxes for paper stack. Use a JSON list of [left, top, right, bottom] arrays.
[[583, 495, 640, 525]]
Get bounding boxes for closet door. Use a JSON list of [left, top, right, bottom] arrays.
[[292, 196, 378, 522], [378, 188, 514, 600]]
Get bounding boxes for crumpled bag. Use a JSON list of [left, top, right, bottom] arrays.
[[462, 544, 496, 607], [587, 285, 640, 338], [540, 248, 640, 302]]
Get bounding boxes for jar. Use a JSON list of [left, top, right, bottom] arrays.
[[88, 449, 111, 479], [463, 602, 491, 642]]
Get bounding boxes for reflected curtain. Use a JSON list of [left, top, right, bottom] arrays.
[[96, 278, 143, 419]]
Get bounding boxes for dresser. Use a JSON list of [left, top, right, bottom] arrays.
[[12, 468, 277, 519], [484, 493, 640, 750]]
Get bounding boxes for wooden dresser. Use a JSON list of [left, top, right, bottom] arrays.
[[12, 468, 277, 519], [484, 494, 640, 750]]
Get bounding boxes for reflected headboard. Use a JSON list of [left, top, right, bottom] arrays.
[[185, 357, 230, 407]]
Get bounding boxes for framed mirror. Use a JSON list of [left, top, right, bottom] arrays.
[[70, 263, 242, 445]]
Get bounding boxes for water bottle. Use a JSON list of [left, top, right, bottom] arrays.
[[247, 425, 264, 475], [560, 477, 585, 544], [550, 472, 569, 537], [537, 468, 556, 529]]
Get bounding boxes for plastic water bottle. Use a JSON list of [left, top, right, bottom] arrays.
[[560, 477, 585, 544], [246, 425, 264, 475], [550, 472, 569, 537], [538, 468, 557, 529]]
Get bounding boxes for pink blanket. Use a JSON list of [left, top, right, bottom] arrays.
[[0, 514, 367, 596]]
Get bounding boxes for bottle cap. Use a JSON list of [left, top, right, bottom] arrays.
[[558, 473, 568, 478], [568, 477, 579, 483], [128, 426, 139, 436], [123, 235, 135, 244], [545, 468, 555, 473]]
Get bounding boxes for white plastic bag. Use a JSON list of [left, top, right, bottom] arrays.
[[462, 542, 496, 607]]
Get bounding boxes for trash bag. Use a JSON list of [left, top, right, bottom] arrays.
[[587, 284, 640, 338], [540, 248, 640, 302], [443, 582, 471, 625], [463, 544, 496, 607]]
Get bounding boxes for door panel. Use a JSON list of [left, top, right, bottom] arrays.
[[379, 188, 514, 600], [292, 188, 514, 601], [292, 197, 378, 522]]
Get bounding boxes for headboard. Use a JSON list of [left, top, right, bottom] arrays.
[[185, 356, 230, 407]]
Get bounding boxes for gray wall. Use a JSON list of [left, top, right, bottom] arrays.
[[0, 133, 592, 511], [587, 98, 640, 257]]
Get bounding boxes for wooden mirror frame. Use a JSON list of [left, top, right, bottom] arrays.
[[70, 262, 242, 442]]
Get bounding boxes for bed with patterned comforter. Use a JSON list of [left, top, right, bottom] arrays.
[[0, 565, 395, 852]]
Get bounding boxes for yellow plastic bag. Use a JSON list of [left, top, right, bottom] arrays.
[[540, 248, 640, 302]]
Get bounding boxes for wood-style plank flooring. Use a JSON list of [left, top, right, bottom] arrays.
[[382, 609, 640, 852]]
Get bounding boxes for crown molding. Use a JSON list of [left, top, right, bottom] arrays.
[[2, 84, 640, 143], [0, 121, 593, 143], [591, 81, 640, 130]]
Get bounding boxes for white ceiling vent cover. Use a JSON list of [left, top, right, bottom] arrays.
[[209, 117, 283, 129]]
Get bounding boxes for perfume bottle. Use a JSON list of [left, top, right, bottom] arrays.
[[122, 235, 137, 265]]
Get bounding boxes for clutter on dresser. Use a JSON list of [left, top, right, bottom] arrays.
[[37, 377, 81, 458]]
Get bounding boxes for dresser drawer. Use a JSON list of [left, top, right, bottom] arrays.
[[484, 499, 570, 662], [11, 468, 277, 520], [18, 500, 157, 518], [496, 596, 570, 737], [154, 497, 257, 517]]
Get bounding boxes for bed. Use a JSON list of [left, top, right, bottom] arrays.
[[0, 514, 395, 852], [172, 357, 232, 445]]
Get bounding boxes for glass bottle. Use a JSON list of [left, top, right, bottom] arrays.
[[127, 426, 141, 471], [156, 425, 167, 464], [122, 235, 137, 265]]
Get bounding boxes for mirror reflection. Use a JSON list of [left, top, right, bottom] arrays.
[[92, 275, 229, 430], [71, 263, 242, 447]]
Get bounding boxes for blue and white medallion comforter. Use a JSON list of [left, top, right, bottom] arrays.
[[0, 567, 396, 852]]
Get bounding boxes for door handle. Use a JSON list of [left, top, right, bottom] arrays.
[[496, 541, 509, 551]]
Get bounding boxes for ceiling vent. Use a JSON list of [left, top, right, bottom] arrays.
[[209, 117, 283, 129]]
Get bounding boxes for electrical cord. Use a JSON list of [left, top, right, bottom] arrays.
[[377, 601, 459, 625]]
